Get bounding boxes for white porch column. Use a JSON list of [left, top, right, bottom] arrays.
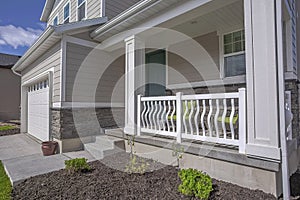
[[124, 36, 145, 135], [244, 0, 281, 160]]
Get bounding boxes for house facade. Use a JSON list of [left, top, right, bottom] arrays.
[[12, 0, 300, 197], [0, 53, 20, 120]]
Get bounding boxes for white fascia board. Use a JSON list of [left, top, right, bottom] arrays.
[[12, 19, 107, 73], [90, 0, 161, 38], [11, 26, 56, 72], [40, 0, 55, 22]]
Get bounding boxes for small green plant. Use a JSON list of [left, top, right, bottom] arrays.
[[65, 158, 91, 173], [125, 155, 149, 174], [172, 142, 184, 168], [125, 135, 149, 174], [127, 135, 135, 158], [178, 168, 213, 200]]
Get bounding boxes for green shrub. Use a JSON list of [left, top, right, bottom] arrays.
[[65, 158, 91, 173], [178, 168, 213, 200]]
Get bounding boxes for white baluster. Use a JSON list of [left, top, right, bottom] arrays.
[[153, 101, 158, 130], [222, 99, 227, 139], [141, 101, 147, 128], [194, 100, 200, 135], [162, 101, 167, 131], [157, 101, 163, 130], [149, 101, 154, 129], [166, 100, 171, 132], [230, 99, 235, 139], [214, 99, 220, 138], [189, 100, 194, 135], [171, 100, 176, 132], [183, 100, 189, 134], [145, 101, 151, 129], [207, 99, 213, 137], [201, 100, 206, 136]]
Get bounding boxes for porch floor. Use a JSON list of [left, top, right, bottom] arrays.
[[105, 128, 279, 172]]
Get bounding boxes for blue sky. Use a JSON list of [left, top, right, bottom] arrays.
[[0, 0, 46, 56]]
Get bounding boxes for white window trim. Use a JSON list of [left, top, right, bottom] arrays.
[[63, 1, 71, 23], [77, 0, 87, 21], [53, 15, 59, 26], [218, 28, 245, 79]]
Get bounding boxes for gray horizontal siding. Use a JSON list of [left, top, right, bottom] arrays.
[[48, 0, 101, 26], [167, 32, 220, 85], [105, 0, 141, 20], [21, 42, 61, 103], [65, 42, 124, 103]]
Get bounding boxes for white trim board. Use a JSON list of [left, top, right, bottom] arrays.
[[64, 35, 99, 48], [52, 102, 125, 108], [167, 75, 246, 90]]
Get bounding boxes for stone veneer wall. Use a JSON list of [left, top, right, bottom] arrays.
[[285, 80, 299, 139], [51, 107, 125, 140]]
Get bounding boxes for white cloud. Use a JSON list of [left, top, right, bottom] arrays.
[[0, 25, 43, 49], [0, 39, 6, 45]]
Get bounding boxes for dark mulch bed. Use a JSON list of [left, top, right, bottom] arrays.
[[12, 152, 278, 200], [291, 170, 300, 198]]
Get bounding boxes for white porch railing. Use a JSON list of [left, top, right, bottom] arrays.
[[137, 88, 246, 154]]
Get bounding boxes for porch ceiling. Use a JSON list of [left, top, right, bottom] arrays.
[[171, 0, 244, 38]]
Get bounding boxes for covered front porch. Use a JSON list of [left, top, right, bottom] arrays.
[[90, 0, 294, 196], [111, 0, 284, 163]]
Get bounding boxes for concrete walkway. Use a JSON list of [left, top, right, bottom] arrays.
[[0, 134, 95, 185]]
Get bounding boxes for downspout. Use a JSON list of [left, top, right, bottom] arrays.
[[275, 0, 291, 199]]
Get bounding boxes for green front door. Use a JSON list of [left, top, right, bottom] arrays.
[[145, 50, 166, 96]]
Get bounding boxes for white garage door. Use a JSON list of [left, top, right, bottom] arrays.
[[28, 79, 49, 141]]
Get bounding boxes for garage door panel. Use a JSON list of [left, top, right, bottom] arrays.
[[28, 80, 49, 142]]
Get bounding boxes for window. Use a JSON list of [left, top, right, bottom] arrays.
[[53, 16, 58, 26], [223, 30, 245, 77], [77, 0, 86, 21], [64, 3, 70, 23]]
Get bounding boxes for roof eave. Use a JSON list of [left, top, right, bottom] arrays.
[[90, 0, 161, 40], [12, 26, 56, 72], [40, 0, 55, 22]]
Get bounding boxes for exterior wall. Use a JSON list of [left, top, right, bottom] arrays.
[[167, 31, 220, 85], [0, 68, 21, 120], [105, 0, 141, 20], [65, 42, 125, 103], [51, 107, 124, 143], [47, 0, 102, 26], [22, 42, 61, 103]]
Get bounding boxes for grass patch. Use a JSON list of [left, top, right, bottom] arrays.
[[0, 125, 15, 131], [0, 161, 12, 200]]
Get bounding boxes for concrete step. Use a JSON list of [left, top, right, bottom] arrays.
[[105, 128, 125, 139], [83, 134, 125, 160]]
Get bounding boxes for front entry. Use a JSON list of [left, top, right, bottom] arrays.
[[145, 50, 166, 96]]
